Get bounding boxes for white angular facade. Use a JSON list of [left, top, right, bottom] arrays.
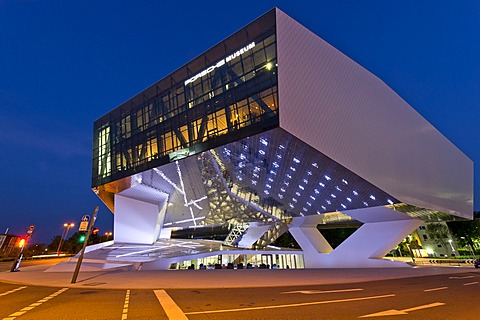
[[87, 8, 473, 270], [277, 10, 472, 218]]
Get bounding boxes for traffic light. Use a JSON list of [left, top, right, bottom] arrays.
[[18, 238, 26, 248], [78, 234, 86, 243], [92, 228, 99, 235]]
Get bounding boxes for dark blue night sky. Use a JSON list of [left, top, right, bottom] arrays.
[[1, 1, 479, 244]]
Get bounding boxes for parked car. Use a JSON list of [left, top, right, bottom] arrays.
[[474, 259, 480, 269]]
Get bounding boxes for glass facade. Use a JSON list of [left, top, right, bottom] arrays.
[[93, 10, 278, 187], [171, 253, 305, 270]]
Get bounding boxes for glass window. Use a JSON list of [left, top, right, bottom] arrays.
[[163, 132, 173, 153], [263, 34, 275, 47], [231, 61, 243, 82], [265, 43, 276, 61], [254, 48, 266, 65], [215, 109, 227, 135], [176, 86, 185, 107], [242, 56, 254, 74], [93, 31, 278, 186], [237, 103, 250, 127]]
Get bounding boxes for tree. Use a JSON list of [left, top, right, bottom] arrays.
[[397, 236, 421, 257], [26, 243, 46, 257], [47, 235, 62, 252], [318, 227, 358, 249], [271, 231, 300, 249], [63, 232, 86, 254], [447, 215, 480, 255]]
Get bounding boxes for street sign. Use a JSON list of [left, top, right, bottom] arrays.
[[72, 206, 99, 284], [79, 221, 89, 232], [26, 225, 35, 234], [81, 215, 90, 222]]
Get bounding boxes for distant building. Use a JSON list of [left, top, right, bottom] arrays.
[[0, 234, 20, 257], [88, 8, 473, 270], [411, 223, 459, 258]]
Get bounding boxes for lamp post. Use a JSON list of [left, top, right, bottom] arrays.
[[448, 239, 456, 257], [461, 236, 476, 259], [57, 223, 74, 256], [104, 232, 112, 241]]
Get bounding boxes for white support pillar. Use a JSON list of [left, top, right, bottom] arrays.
[[289, 215, 333, 256], [113, 184, 168, 244], [289, 207, 423, 268]]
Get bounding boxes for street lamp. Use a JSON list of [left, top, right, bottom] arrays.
[[104, 232, 112, 241], [57, 222, 75, 256], [461, 236, 476, 259], [448, 239, 456, 257]]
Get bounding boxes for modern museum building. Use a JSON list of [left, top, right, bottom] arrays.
[[86, 8, 473, 270]]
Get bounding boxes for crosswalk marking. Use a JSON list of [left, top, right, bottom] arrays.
[[0, 286, 27, 297], [2, 287, 69, 320], [154, 290, 188, 320]]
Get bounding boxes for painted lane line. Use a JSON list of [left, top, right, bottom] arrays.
[[404, 302, 445, 312], [463, 281, 479, 286], [359, 302, 445, 318], [154, 290, 188, 320], [2, 287, 69, 320], [449, 275, 474, 279], [121, 289, 130, 320], [0, 286, 27, 297], [424, 287, 448, 292], [282, 288, 364, 294], [185, 293, 395, 315], [20, 307, 34, 311]]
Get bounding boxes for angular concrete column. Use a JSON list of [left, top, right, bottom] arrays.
[[289, 215, 333, 257], [114, 184, 168, 244], [289, 207, 423, 268]]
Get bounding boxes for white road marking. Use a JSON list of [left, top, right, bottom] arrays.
[[185, 294, 395, 315], [0, 286, 27, 297], [424, 287, 448, 292], [282, 288, 364, 294], [463, 281, 479, 286], [359, 302, 445, 318], [2, 287, 68, 320], [403, 302, 445, 312], [154, 290, 188, 320], [121, 289, 130, 320], [449, 275, 474, 279]]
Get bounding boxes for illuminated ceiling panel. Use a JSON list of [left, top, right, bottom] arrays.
[[131, 127, 399, 228], [213, 128, 399, 218]]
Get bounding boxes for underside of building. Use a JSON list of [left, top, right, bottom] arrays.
[[80, 8, 473, 271]]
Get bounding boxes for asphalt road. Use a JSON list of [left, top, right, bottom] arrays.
[[1, 271, 479, 319], [0, 258, 69, 272]]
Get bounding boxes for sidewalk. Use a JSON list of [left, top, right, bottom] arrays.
[[0, 260, 476, 290]]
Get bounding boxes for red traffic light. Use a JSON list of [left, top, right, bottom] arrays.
[[18, 238, 26, 248], [92, 228, 99, 235]]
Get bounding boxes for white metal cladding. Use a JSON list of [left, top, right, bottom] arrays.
[[275, 8, 473, 218]]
